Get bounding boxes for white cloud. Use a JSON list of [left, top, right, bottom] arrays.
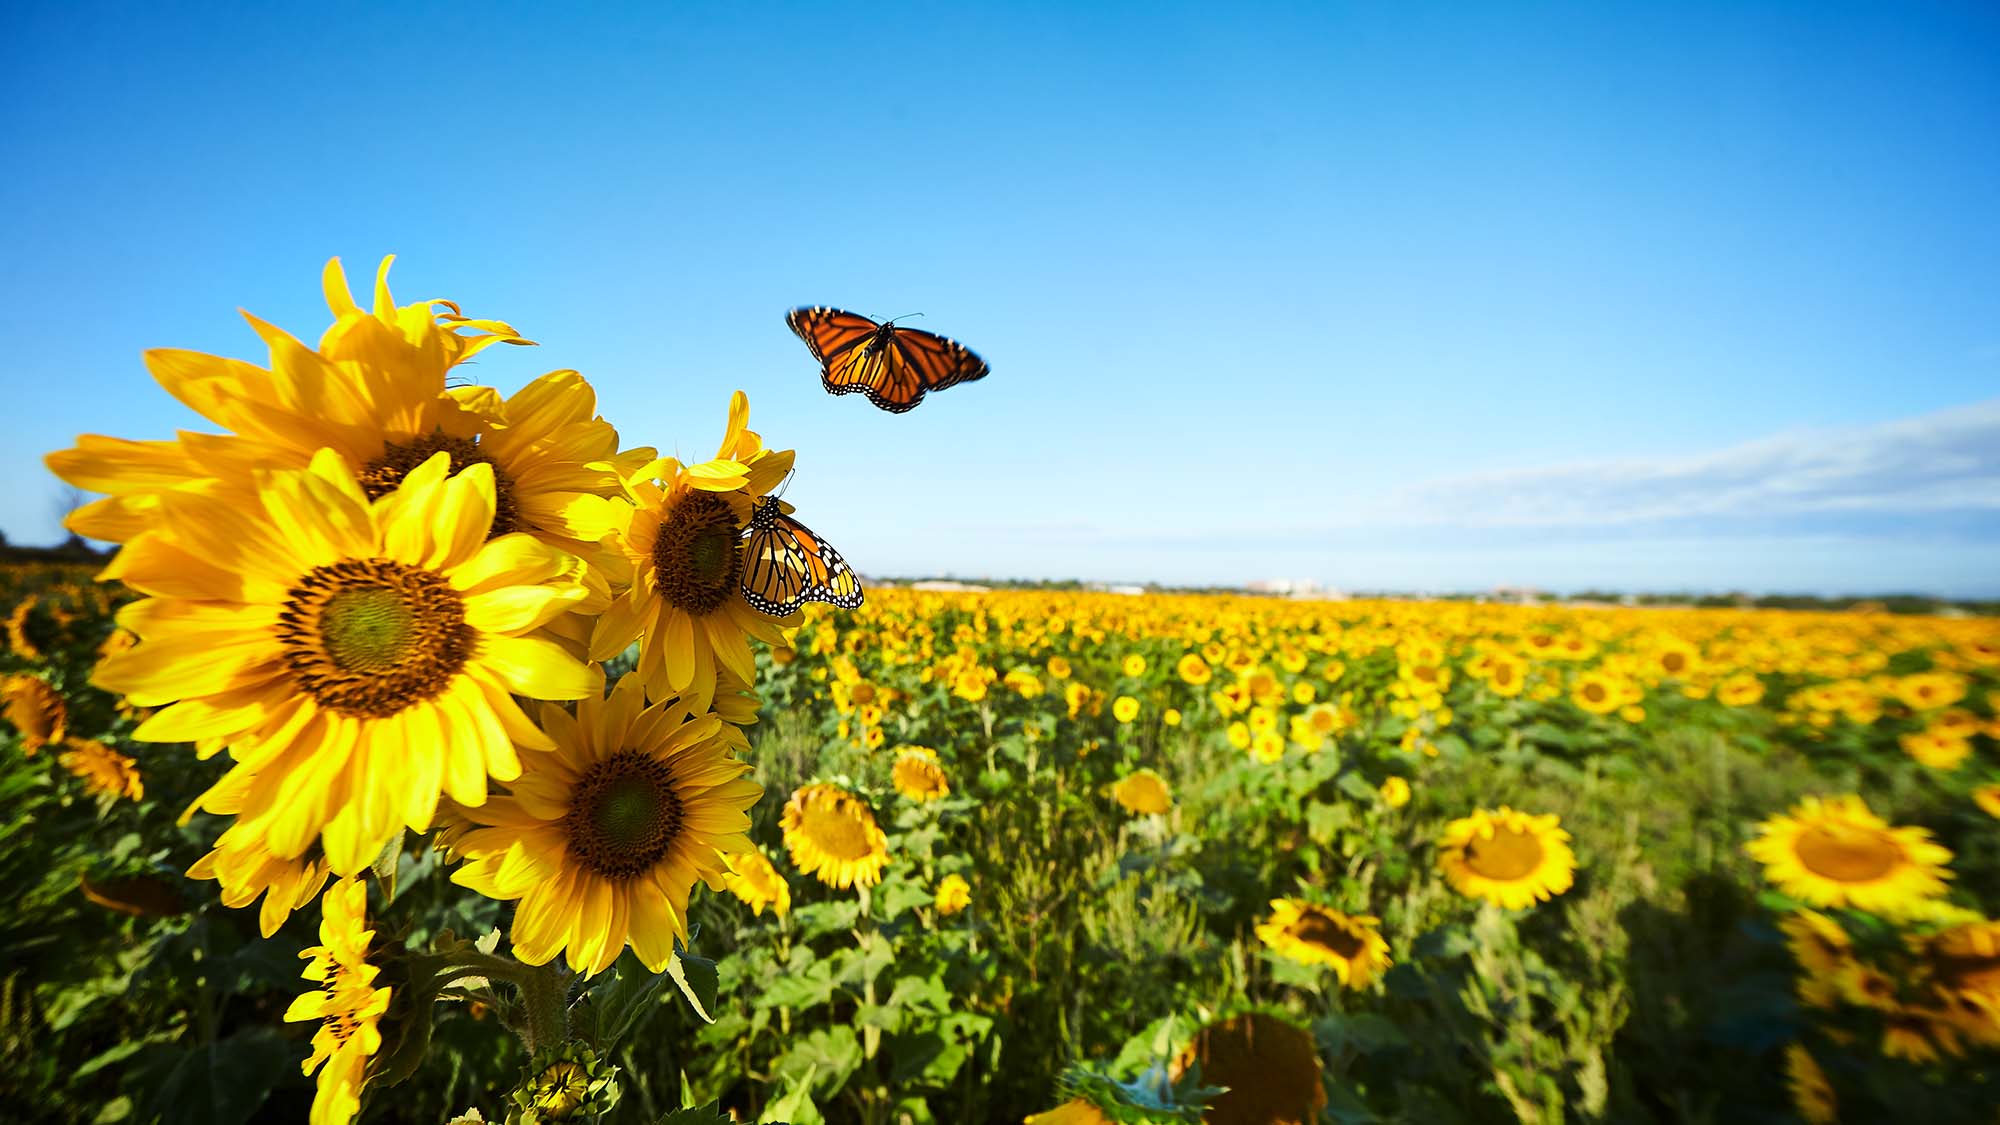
[[1376, 397, 2000, 528]]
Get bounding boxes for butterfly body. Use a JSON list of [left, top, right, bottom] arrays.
[[741, 495, 864, 616], [786, 306, 990, 413]]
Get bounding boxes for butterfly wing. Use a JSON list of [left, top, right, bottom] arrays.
[[742, 507, 864, 616], [786, 306, 989, 413]]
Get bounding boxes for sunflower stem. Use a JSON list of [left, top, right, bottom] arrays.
[[515, 960, 571, 1054]]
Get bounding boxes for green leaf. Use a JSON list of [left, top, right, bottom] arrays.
[[668, 949, 719, 1023], [660, 1100, 736, 1123], [774, 1026, 863, 1095], [575, 953, 674, 1049], [371, 829, 405, 902], [873, 877, 933, 921], [760, 1065, 820, 1125], [792, 900, 859, 939], [755, 959, 836, 1012], [137, 1028, 295, 1125]]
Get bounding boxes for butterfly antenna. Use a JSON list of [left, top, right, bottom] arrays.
[[879, 311, 926, 326]]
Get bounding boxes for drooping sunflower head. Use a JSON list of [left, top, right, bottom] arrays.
[[892, 747, 950, 802], [448, 674, 761, 975], [1744, 794, 1953, 917], [1, 674, 67, 755], [56, 739, 144, 802], [1437, 806, 1577, 910], [1171, 1013, 1325, 1125], [1111, 769, 1172, 816], [283, 878, 392, 1125], [781, 782, 890, 890], [1255, 899, 1392, 988], [1918, 919, 2000, 1045], [722, 846, 791, 919]]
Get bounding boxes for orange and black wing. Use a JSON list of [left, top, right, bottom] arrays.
[[785, 306, 989, 413], [741, 499, 864, 616]]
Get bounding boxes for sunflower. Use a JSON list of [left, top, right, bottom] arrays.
[[1899, 730, 1971, 770], [284, 878, 392, 1125], [781, 783, 890, 890], [1779, 910, 1854, 1009], [1177, 653, 1211, 686], [892, 747, 951, 802], [1570, 670, 1625, 715], [1920, 919, 2000, 1046], [1782, 1044, 1837, 1125], [1255, 900, 1392, 987], [1171, 1013, 1325, 1125], [1974, 785, 2000, 820], [1716, 673, 1765, 707], [1745, 795, 1953, 916], [1437, 807, 1577, 909], [935, 873, 972, 916], [447, 673, 761, 975], [94, 450, 601, 877], [57, 739, 144, 802], [2, 675, 67, 755], [1379, 775, 1411, 809], [47, 259, 629, 553], [589, 392, 795, 713], [4, 597, 44, 661], [722, 846, 791, 919], [1112, 695, 1141, 724], [1023, 1100, 1113, 1125], [1111, 769, 1172, 815]]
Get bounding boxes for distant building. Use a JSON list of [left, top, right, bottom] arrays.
[[1245, 579, 1346, 601], [1484, 585, 1547, 605], [908, 580, 992, 593]]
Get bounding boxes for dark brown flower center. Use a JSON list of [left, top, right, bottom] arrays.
[[564, 751, 684, 880], [360, 431, 521, 538], [278, 559, 474, 718], [652, 491, 743, 616], [1291, 910, 1367, 959]]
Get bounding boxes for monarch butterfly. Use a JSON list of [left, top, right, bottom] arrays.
[[786, 306, 990, 413], [740, 495, 864, 616]]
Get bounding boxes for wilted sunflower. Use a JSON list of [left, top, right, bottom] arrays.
[[781, 783, 889, 890], [1745, 795, 1952, 916], [57, 738, 144, 802], [45, 257, 634, 551], [284, 878, 392, 1125], [1172, 1013, 1325, 1125], [447, 674, 762, 975], [1437, 807, 1577, 909], [1, 674, 67, 754], [1255, 900, 1391, 988], [590, 392, 795, 714], [1111, 769, 1172, 815], [1782, 1044, 1837, 1125], [892, 746, 950, 802], [95, 451, 600, 876], [723, 846, 791, 919]]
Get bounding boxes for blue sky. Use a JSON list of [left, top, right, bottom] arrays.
[[4, 2, 1997, 595]]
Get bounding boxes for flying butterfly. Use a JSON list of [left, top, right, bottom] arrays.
[[740, 494, 864, 616], [786, 306, 990, 413]]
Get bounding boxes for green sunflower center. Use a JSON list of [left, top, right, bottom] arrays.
[[529, 1061, 590, 1117], [278, 559, 473, 719], [1464, 826, 1545, 882], [1291, 911, 1366, 960], [360, 430, 521, 538], [565, 751, 685, 881], [1795, 826, 1899, 883], [652, 491, 743, 617]]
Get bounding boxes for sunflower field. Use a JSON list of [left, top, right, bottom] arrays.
[[3, 264, 1999, 1125]]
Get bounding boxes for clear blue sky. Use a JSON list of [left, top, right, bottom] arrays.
[[4, 2, 1998, 595]]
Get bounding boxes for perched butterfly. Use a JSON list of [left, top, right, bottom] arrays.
[[786, 306, 990, 413], [740, 495, 864, 616]]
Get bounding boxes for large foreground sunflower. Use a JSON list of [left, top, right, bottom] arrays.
[[188, 796, 335, 939], [1255, 899, 1392, 988], [447, 673, 762, 975], [1437, 807, 1577, 909], [1171, 1013, 1325, 1125], [284, 878, 391, 1125], [95, 450, 600, 876], [590, 392, 796, 713], [781, 783, 890, 889], [1744, 794, 1953, 916]]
